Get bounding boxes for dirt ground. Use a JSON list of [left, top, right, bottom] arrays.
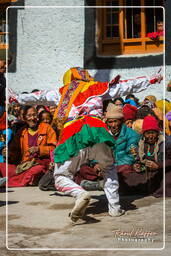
[[0, 187, 171, 256]]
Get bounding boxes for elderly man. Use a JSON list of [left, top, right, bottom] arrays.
[[104, 104, 140, 195], [105, 104, 140, 168]]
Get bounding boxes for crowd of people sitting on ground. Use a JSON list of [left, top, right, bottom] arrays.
[[0, 92, 171, 196], [0, 65, 171, 222]]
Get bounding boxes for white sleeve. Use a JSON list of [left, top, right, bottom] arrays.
[[103, 76, 151, 100], [17, 89, 60, 106]]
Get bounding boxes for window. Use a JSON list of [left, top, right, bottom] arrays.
[[96, 0, 164, 55], [0, 4, 8, 49], [0, 1, 17, 50]]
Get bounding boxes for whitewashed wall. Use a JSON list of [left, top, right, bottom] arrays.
[[8, 0, 170, 101]]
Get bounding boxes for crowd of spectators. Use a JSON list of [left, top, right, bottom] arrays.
[[0, 93, 171, 198]]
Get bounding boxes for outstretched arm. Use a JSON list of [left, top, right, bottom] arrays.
[[104, 72, 163, 100]]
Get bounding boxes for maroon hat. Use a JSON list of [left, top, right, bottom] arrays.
[[142, 116, 160, 133], [123, 104, 137, 121]]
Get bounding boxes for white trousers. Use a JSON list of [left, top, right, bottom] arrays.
[[54, 152, 121, 212]]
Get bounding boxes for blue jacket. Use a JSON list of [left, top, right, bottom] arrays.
[[112, 124, 140, 166], [0, 128, 13, 163]]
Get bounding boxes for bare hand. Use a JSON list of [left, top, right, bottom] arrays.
[[49, 162, 55, 171], [93, 164, 104, 176], [28, 146, 39, 155], [133, 163, 141, 172], [145, 160, 159, 170]]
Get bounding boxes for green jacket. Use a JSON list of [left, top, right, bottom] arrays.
[[112, 124, 140, 166]]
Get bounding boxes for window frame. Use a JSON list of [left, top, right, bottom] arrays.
[[96, 0, 164, 56]]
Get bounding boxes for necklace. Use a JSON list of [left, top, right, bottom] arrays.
[[146, 144, 155, 157]]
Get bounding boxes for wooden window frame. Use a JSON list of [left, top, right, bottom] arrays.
[[0, 1, 17, 50], [97, 0, 164, 56]]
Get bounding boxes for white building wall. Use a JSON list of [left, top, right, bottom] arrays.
[[8, 0, 170, 101]]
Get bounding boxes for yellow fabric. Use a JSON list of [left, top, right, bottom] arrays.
[[28, 128, 38, 136], [155, 100, 171, 114], [63, 69, 72, 85], [80, 81, 97, 93], [62, 67, 94, 85]]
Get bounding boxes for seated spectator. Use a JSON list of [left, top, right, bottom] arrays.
[[113, 97, 124, 107], [105, 104, 140, 170], [48, 105, 56, 117], [144, 95, 157, 105], [36, 105, 46, 115], [117, 115, 171, 197], [130, 116, 171, 197], [39, 110, 53, 124], [0, 108, 13, 163], [9, 105, 27, 136], [125, 94, 139, 107], [11, 103, 21, 118], [123, 104, 137, 128], [136, 105, 157, 120], [0, 106, 57, 187]]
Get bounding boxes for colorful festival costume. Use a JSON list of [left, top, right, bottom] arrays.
[[53, 67, 116, 163], [52, 68, 125, 221]]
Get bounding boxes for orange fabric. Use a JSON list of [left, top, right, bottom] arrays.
[[9, 123, 57, 163], [72, 81, 108, 107], [165, 119, 171, 136], [59, 81, 109, 109]]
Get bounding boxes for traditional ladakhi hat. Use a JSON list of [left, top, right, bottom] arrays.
[[145, 95, 157, 104], [142, 116, 160, 133], [123, 104, 137, 121], [166, 111, 171, 121], [106, 103, 124, 119]]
